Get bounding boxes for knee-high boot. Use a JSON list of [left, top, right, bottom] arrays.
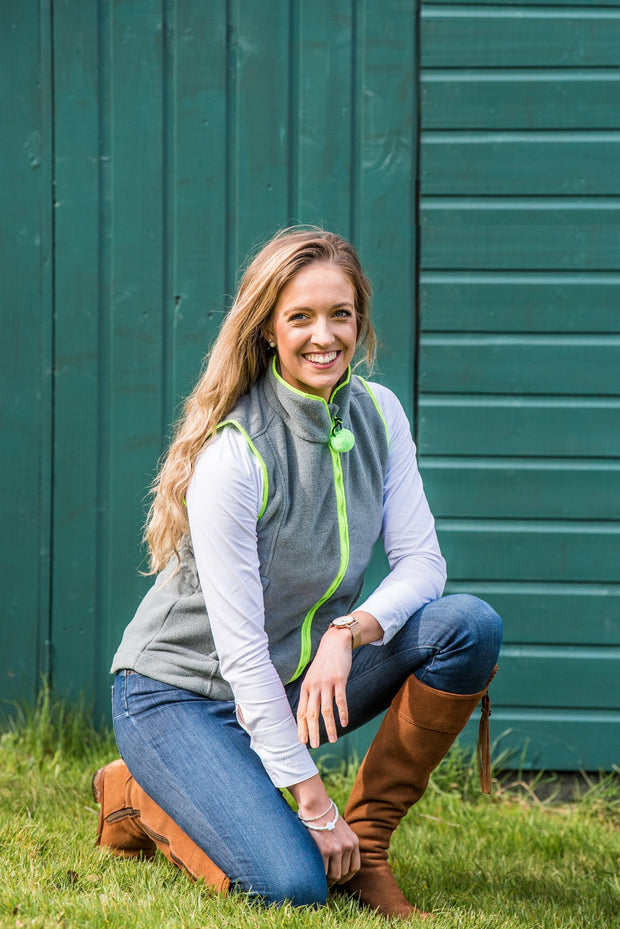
[[93, 759, 229, 892], [339, 670, 496, 919]]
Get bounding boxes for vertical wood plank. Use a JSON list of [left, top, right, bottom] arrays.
[[50, 0, 101, 702], [0, 0, 53, 712], [101, 0, 167, 685], [168, 0, 228, 411], [232, 0, 291, 265], [356, 0, 418, 421], [295, 0, 354, 232]]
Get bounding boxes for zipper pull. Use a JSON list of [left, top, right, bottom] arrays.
[[329, 417, 355, 453]]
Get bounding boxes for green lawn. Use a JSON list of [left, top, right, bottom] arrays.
[[1, 689, 618, 928]]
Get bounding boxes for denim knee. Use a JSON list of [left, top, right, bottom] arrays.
[[451, 594, 503, 654], [259, 859, 327, 909], [415, 594, 503, 693]]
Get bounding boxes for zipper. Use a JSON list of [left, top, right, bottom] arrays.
[[269, 359, 353, 683], [288, 419, 351, 683]]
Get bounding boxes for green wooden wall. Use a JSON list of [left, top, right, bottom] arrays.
[[1, 0, 417, 718], [2, 0, 619, 771], [417, 0, 620, 770]]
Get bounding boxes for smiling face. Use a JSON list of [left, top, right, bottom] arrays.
[[266, 262, 358, 401]]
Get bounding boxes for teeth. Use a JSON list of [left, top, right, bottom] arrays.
[[305, 352, 337, 364]]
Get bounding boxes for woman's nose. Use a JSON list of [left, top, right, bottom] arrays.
[[310, 316, 333, 345]]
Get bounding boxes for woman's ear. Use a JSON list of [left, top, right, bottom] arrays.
[[262, 330, 276, 348]]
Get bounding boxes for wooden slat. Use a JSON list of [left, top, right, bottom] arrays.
[[232, 0, 291, 265], [167, 0, 228, 409], [425, 0, 620, 8], [0, 0, 52, 712], [492, 646, 620, 708], [420, 272, 620, 333], [435, 520, 620, 583], [444, 581, 620, 646], [419, 336, 620, 395], [418, 397, 620, 457], [296, 0, 354, 232], [422, 72, 620, 130], [50, 0, 101, 701], [421, 9, 620, 68], [422, 224, 620, 271], [102, 0, 168, 682], [422, 198, 620, 225], [357, 0, 418, 417], [421, 459, 620, 519], [420, 210, 620, 270], [460, 709, 620, 772], [421, 134, 620, 195]]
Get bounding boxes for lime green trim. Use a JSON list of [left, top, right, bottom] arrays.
[[271, 355, 352, 406], [288, 445, 350, 683], [217, 420, 269, 519], [358, 377, 389, 446], [271, 355, 353, 681]]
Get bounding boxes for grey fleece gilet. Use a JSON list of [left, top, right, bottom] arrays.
[[111, 363, 389, 700]]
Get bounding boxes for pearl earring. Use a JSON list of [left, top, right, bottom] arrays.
[[269, 340, 275, 348]]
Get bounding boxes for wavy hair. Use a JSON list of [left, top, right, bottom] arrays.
[[145, 227, 375, 573]]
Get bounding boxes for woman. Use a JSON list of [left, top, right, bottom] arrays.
[[94, 228, 502, 919]]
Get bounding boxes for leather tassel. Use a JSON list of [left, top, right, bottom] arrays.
[[477, 693, 492, 794]]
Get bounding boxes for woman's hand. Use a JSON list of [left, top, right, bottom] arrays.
[[289, 774, 360, 884], [297, 626, 353, 749], [307, 811, 360, 886], [297, 610, 384, 749]]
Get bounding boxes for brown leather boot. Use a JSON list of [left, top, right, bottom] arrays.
[[339, 670, 496, 919], [93, 759, 229, 892]]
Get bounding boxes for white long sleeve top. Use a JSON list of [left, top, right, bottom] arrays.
[[186, 382, 446, 788]]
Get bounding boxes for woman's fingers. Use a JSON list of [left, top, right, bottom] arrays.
[[308, 816, 360, 884], [298, 685, 321, 748], [333, 680, 349, 730]]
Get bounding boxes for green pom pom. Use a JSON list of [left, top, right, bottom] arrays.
[[329, 428, 355, 453]]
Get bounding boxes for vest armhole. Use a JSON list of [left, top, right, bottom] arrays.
[[356, 378, 390, 447], [217, 420, 269, 519]]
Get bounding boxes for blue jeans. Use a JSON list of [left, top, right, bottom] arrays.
[[112, 594, 502, 908]]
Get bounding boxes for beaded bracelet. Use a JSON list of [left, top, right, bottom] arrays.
[[297, 799, 334, 823], [298, 799, 339, 832]]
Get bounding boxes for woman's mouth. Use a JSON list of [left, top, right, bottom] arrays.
[[303, 351, 339, 366]]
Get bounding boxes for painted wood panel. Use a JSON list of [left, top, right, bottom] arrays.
[[418, 397, 620, 457], [435, 521, 620, 583], [420, 273, 620, 333], [422, 72, 620, 130], [421, 134, 620, 195], [421, 9, 620, 67], [418, 0, 620, 770], [493, 646, 620, 708], [5, 0, 618, 771], [421, 459, 620, 520], [443, 582, 620, 646], [421, 222, 620, 271], [462, 709, 620, 772], [419, 336, 620, 395], [1, 1, 52, 713], [3, 0, 418, 725]]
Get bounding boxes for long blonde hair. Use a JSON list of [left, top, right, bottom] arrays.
[[145, 227, 376, 573]]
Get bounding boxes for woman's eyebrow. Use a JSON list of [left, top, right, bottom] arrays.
[[284, 301, 354, 313]]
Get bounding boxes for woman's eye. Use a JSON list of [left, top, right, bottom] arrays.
[[334, 308, 353, 318]]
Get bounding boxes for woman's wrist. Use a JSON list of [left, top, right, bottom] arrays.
[[328, 610, 384, 649], [289, 773, 331, 820]]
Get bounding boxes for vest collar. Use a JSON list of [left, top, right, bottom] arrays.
[[265, 357, 352, 444]]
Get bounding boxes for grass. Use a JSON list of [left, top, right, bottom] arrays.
[[0, 688, 618, 929]]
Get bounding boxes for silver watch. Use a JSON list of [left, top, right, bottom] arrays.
[[330, 614, 361, 649]]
